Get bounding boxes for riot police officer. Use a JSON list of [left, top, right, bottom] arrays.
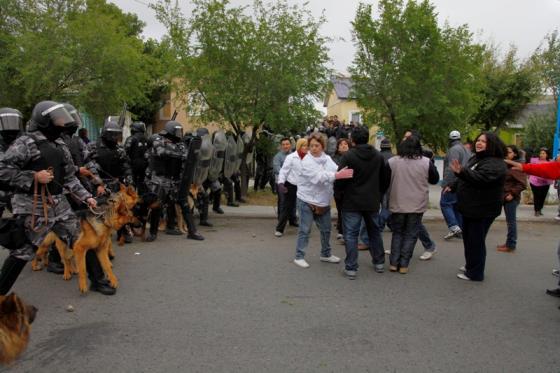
[[124, 121, 150, 194], [0, 108, 25, 217], [146, 121, 204, 242], [0, 101, 116, 295], [85, 119, 133, 243]]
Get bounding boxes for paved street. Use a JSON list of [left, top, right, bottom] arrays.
[[2, 217, 559, 372]]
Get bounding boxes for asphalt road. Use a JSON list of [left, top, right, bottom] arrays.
[[2, 219, 559, 372]]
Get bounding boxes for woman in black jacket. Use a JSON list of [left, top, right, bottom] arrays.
[[450, 132, 507, 281]]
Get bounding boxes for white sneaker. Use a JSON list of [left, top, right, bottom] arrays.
[[459, 265, 466, 272], [384, 249, 390, 255], [320, 255, 340, 263], [457, 273, 471, 281], [552, 269, 559, 277], [336, 233, 344, 240], [444, 226, 462, 240], [555, 216, 560, 221], [419, 249, 437, 261], [293, 259, 309, 268], [274, 231, 283, 237]]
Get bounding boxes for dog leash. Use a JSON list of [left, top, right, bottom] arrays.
[[31, 168, 54, 232]]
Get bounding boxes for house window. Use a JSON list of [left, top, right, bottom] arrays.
[[350, 111, 362, 125]]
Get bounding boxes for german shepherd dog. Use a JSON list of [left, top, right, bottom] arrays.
[[32, 185, 138, 293], [0, 293, 37, 365]]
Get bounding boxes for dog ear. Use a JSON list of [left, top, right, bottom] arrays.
[[119, 183, 126, 193], [0, 293, 17, 314]]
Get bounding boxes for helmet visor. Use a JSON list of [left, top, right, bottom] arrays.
[[172, 125, 183, 139], [0, 112, 23, 131], [41, 104, 75, 127]]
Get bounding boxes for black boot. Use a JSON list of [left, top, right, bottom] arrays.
[[86, 251, 116, 296], [47, 245, 64, 274], [212, 191, 224, 214], [0, 256, 27, 295], [179, 203, 204, 241], [146, 206, 161, 242]]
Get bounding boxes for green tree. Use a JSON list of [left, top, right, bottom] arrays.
[[153, 0, 330, 194], [533, 30, 560, 106], [0, 0, 159, 121], [523, 111, 556, 151], [471, 47, 540, 131], [350, 0, 485, 150]]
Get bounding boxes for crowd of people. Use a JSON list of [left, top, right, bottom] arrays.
[[272, 123, 560, 309], [0, 103, 559, 310]]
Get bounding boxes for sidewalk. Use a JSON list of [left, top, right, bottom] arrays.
[[213, 184, 560, 224]]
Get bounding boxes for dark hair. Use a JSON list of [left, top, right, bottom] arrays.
[[475, 131, 506, 159], [350, 126, 369, 145], [507, 145, 520, 161], [78, 128, 87, 136], [539, 147, 551, 160], [280, 137, 291, 144], [397, 136, 423, 159], [308, 133, 325, 150], [335, 138, 351, 155]]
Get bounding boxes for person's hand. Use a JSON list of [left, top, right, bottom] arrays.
[[277, 183, 288, 194], [450, 159, 462, 174], [96, 185, 107, 196], [79, 167, 93, 178], [442, 186, 452, 194], [504, 193, 513, 202], [36, 170, 53, 184], [504, 159, 523, 171], [335, 167, 354, 180], [86, 198, 97, 209]]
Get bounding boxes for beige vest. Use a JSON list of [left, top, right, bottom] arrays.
[[388, 156, 430, 213]]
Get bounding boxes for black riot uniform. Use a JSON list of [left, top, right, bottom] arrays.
[[124, 122, 150, 194], [145, 121, 203, 242], [85, 119, 133, 243], [0, 108, 25, 216]]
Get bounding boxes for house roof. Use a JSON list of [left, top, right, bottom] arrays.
[[323, 76, 353, 107], [509, 99, 556, 128]]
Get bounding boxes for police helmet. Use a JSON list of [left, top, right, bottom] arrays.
[[195, 127, 209, 137], [62, 103, 83, 128], [131, 121, 146, 134], [161, 121, 183, 140], [31, 101, 75, 129], [0, 108, 24, 132], [102, 119, 123, 143]]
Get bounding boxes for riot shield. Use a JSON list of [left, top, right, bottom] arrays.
[[223, 134, 237, 179], [178, 135, 202, 202], [243, 132, 254, 176], [193, 134, 213, 186], [234, 135, 244, 174], [208, 130, 227, 182]]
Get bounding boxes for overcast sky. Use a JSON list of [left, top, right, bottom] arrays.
[[111, 0, 560, 73]]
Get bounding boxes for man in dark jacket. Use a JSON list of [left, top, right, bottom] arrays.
[[335, 126, 389, 279]]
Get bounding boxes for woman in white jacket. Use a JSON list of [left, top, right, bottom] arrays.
[[293, 133, 353, 268]]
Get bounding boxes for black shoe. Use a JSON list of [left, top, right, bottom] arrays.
[[124, 234, 133, 244], [146, 233, 157, 242], [199, 221, 213, 227], [213, 207, 224, 214], [46, 261, 64, 275], [546, 288, 560, 297], [187, 232, 204, 241], [165, 228, 183, 236], [227, 202, 239, 207], [90, 280, 116, 296], [237, 198, 247, 203]]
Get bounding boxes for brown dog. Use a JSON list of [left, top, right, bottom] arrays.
[[32, 185, 138, 293], [0, 293, 37, 365]]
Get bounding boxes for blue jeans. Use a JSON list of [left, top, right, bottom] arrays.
[[440, 190, 462, 229], [378, 194, 392, 230], [417, 222, 435, 252], [295, 198, 332, 260], [390, 213, 423, 268], [503, 199, 519, 249], [343, 211, 384, 271]]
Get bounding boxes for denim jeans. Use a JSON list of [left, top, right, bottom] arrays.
[[295, 198, 332, 260], [389, 213, 423, 268], [503, 199, 519, 249], [440, 190, 463, 229], [343, 211, 384, 271], [378, 194, 392, 230], [417, 222, 436, 252]]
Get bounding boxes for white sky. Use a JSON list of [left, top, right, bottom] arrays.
[[113, 0, 560, 73]]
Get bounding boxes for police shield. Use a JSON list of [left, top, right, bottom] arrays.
[[223, 134, 237, 179], [243, 132, 253, 171], [234, 135, 244, 173], [208, 130, 227, 182], [193, 134, 213, 186]]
